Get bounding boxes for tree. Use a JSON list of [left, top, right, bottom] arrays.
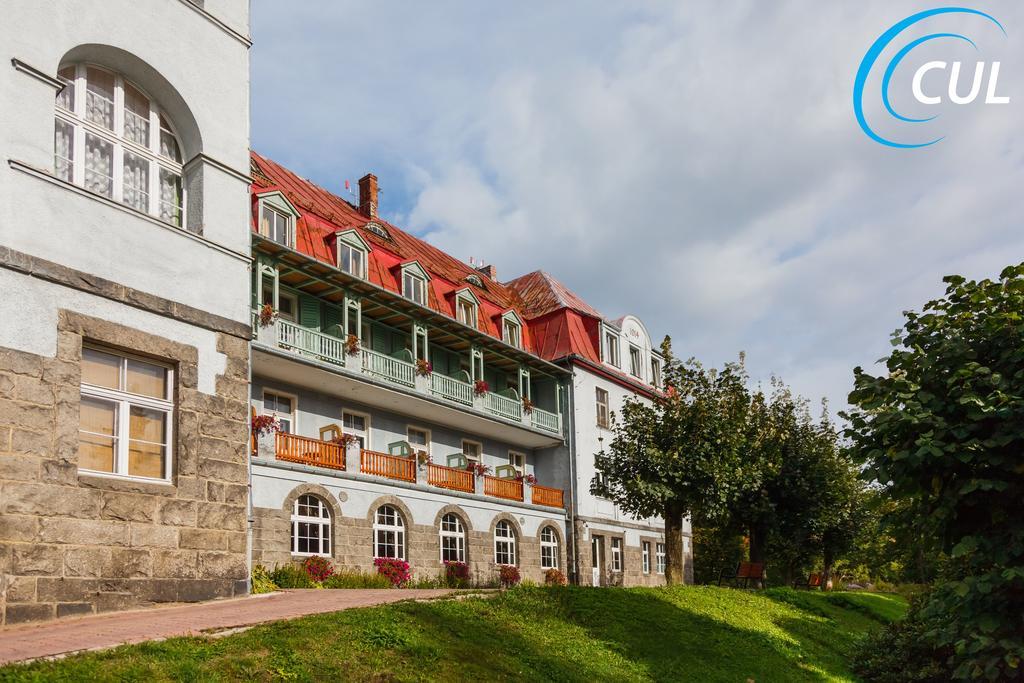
[[845, 265, 1024, 680], [592, 338, 754, 585]]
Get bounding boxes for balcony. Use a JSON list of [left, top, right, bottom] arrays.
[[261, 435, 563, 508], [254, 317, 563, 439]]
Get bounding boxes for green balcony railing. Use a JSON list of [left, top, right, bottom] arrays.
[[531, 407, 561, 434], [361, 347, 415, 387]]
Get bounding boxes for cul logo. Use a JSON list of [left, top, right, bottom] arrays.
[[854, 7, 1009, 148]]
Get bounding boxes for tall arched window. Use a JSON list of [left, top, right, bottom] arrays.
[[540, 526, 559, 569], [54, 64, 185, 226], [374, 505, 405, 560], [494, 520, 516, 565], [439, 513, 466, 563], [291, 494, 331, 557]]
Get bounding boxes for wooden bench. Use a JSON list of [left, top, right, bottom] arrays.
[[718, 561, 766, 588], [793, 572, 823, 590]]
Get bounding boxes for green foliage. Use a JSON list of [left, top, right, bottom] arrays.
[[851, 592, 952, 683], [270, 564, 316, 589], [692, 523, 746, 585], [322, 571, 392, 589], [250, 564, 278, 594], [844, 264, 1024, 681], [0, 586, 905, 682]]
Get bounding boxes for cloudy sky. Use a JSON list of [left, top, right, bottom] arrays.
[[250, 1, 1022, 414]]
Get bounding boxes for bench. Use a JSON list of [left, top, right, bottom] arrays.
[[718, 561, 766, 588], [793, 572, 823, 589]]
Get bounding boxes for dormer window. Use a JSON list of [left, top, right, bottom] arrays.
[[364, 221, 391, 240], [465, 274, 483, 288], [502, 313, 522, 349], [605, 331, 620, 367], [257, 192, 299, 248], [400, 262, 430, 306], [629, 345, 643, 378], [651, 357, 663, 388], [335, 230, 370, 280], [455, 289, 479, 329]]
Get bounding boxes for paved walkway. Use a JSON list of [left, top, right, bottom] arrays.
[[0, 589, 455, 666]]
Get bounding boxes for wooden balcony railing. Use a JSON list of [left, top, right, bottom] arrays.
[[275, 432, 346, 471], [360, 449, 416, 482], [427, 463, 475, 493], [531, 483, 565, 508], [483, 475, 523, 502]]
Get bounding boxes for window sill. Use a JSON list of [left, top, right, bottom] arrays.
[[78, 470, 176, 495]]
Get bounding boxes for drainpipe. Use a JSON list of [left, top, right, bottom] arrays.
[[245, 338, 254, 594], [564, 364, 580, 585]]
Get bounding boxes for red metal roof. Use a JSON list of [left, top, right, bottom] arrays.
[[504, 270, 604, 320], [250, 151, 534, 350]]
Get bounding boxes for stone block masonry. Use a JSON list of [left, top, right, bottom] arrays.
[[0, 311, 250, 625]]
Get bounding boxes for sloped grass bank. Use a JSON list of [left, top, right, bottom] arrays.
[[0, 586, 905, 682]]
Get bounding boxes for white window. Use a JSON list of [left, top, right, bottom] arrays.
[[457, 296, 477, 328], [651, 358, 662, 388], [340, 242, 366, 278], [503, 318, 521, 348], [508, 451, 525, 476], [260, 203, 292, 247], [407, 426, 430, 456], [261, 286, 297, 322], [374, 505, 405, 560], [595, 387, 610, 428], [462, 439, 482, 466], [291, 494, 331, 557], [263, 390, 295, 433], [611, 538, 623, 572], [54, 64, 185, 226], [439, 513, 465, 563], [343, 410, 370, 450], [642, 542, 651, 574], [540, 526, 559, 569], [78, 347, 173, 482], [494, 520, 516, 565], [403, 271, 427, 305], [629, 345, 643, 378], [605, 332, 619, 367], [656, 543, 666, 575]]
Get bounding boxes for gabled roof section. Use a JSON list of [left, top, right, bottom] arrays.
[[504, 271, 604, 320], [335, 229, 371, 252], [398, 260, 430, 281], [255, 189, 300, 218]]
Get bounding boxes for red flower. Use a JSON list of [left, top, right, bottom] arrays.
[[473, 380, 489, 396], [257, 304, 278, 328], [374, 557, 411, 587], [301, 555, 334, 582], [251, 414, 280, 437], [498, 564, 520, 588]]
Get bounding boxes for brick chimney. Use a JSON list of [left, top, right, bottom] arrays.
[[476, 263, 497, 280], [358, 173, 378, 218]]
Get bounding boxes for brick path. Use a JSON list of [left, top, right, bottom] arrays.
[[0, 589, 455, 665]]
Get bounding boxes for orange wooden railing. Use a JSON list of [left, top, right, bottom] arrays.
[[483, 475, 523, 502], [360, 449, 416, 482], [427, 463, 475, 493], [531, 484, 565, 508], [275, 432, 346, 471]]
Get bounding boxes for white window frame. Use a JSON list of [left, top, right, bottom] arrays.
[[439, 513, 466, 563], [611, 538, 623, 572], [494, 520, 517, 565], [402, 269, 428, 305], [78, 346, 174, 484], [291, 494, 331, 557], [261, 284, 298, 322], [260, 202, 292, 248], [456, 291, 478, 329], [336, 230, 370, 279], [339, 242, 367, 279], [651, 358, 663, 388], [342, 409, 371, 450], [656, 543, 666, 575], [605, 331, 620, 367], [628, 345, 643, 379], [595, 387, 610, 429], [502, 313, 522, 348], [462, 439, 482, 465], [540, 526, 559, 569], [407, 425, 431, 456], [55, 63, 186, 226], [508, 451, 525, 476], [263, 389, 297, 434], [642, 541, 651, 574], [374, 505, 406, 560]]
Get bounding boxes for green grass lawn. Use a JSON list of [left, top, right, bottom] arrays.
[[0, 586, 905, 682]]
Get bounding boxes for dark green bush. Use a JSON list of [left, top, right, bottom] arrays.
[[851, 593, 951, 683], [270, 564, 316, 588]]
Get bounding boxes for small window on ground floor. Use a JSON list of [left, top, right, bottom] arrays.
[[642, 541, 651, 574], [494, 520, 516, 565], [291, 494, 331, 557], [611, 538, 623, 572], [439, 513, 465, 563], [540, 526, 559, 569], [374, 505, 405, 560], [656, 543, 666, 575]]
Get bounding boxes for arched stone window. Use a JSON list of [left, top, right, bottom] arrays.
[[291, 494, 331, 557], [54, 63, 185, 226], [540, 526, 559, 569], [439, 513, 466, 563], [374, 505, 405, 560], [494, 520, 516, 565]]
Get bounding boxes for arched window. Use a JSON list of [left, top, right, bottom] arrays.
[[291, 494, 331, 557], [374, 505, 405, 560], [540, 526, 559, 569], [439, 513, 465, 563], [54, 64, 185, 226], [494, 520, 516, 565]]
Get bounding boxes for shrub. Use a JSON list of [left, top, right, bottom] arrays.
[[498, 564, 520, 588], [301, 555, 335, 583], [270, 564, 316, 589], [444, 561, 470, 587], [851, 592, 950, 683], [544, 568, 567, 586], [251, 564, 277, 594], [323, 571, 392, 589], [374, 557, 411, 587]]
